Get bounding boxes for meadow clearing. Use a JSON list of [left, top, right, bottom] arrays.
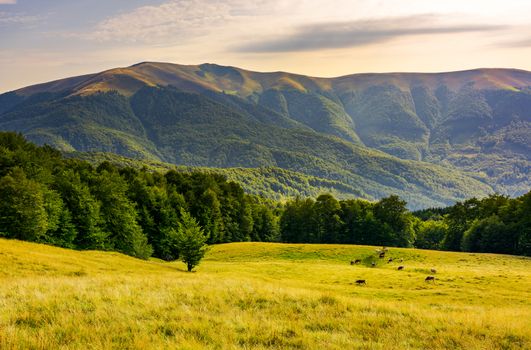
[[0, 239, 529, 349]]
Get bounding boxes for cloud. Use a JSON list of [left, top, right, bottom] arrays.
[[0, 0, 16, 4], [80, 0, 273, 44], [236, 15, 506, 53], [498, 37, 531, 48], [0, 11, 39, 26]]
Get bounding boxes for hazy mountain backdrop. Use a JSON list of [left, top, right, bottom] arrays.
[[1, 62, 530, 208]]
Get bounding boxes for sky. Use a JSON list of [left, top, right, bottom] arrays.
[[2, 0, 531, 92]]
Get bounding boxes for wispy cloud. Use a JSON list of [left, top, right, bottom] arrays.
[[0, 11, 40, 26], [78, 0, 272, 44], [0, 0, 16, 4], [237, 15, 506, 52], [498, 37, 531, 48]]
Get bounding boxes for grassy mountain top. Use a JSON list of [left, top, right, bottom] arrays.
[[12, 63, 531, 98], [1, 238, 529, 349]]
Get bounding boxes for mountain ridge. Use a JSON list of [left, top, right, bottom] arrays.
[[8, 63, 531, 97], [1, 62, 529, 208]]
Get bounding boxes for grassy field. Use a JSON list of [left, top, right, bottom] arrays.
[[0, 239, 529, 349]]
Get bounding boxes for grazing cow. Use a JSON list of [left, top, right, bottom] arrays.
[[350, 260, 355, 265], [397, 266, 404, 270], [431, 268, 437, 274], [355, 279, 366, 285], [388, 258, 393, 263], [371, 262, 376, 267], [425, 276, 435, 282], [355, 259, 361, 264], [379, 252, 386, 258]]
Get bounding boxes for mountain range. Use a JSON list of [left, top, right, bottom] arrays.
[[1, 62, 530, 208]]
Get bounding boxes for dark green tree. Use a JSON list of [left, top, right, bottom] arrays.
[[47, 208, 77, 248], [373, 195, 414, 246], [442, 198, 480, 251], [0, 169, 48, 241], [251, 204, 280, 242], [199, 188, 224, 244], [175, 209, 209, 272], [515, 192, 531, 256], [54, 169, 107, 249], [280, 197, 317, 243], [414, 220, 448, 250], [91, 169, 152, 259]]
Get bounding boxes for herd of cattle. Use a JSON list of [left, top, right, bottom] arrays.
[[351, 247, 437, 286]]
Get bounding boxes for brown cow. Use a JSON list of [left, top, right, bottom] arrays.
[[379, 252, 385, 258], [425, 276, 435, 282], [397, 266, 404, 270], [355, 279, 366, 285], [388, 258, 393, 263]]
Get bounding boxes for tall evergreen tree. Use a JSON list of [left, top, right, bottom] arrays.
[[175, 209, 209, 272]]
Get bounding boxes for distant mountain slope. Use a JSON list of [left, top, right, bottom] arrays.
[[3, 62, 530, 207], [70, 151, 368, 201]]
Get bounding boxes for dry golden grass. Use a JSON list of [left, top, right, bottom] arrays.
[[0, 240, 529, 349]]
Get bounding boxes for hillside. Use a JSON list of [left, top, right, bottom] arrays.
[[71, 151, 370, 200], [2, 62, 530, 206], [0, 239, 529, 349]]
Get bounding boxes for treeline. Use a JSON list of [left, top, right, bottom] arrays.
[[415, 195, 530, 255], [0, 132, 529, 258], [0, 132, 279, 260], [281, 193, 530, 256], [281, 194, 414, 247]]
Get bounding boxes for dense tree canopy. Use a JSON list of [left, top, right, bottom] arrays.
[[0, 132, 277, 261], [0, 132, 529, 260], [279, 195, 416, 247], [414, 193, 530, 256]]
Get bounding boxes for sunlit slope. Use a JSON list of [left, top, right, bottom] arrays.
[[1, 239, 529, 349], [1, 62, 529, 199], [11, 63, 531, 97]]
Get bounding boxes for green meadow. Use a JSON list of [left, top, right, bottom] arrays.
[[0, 239, 529, 349]]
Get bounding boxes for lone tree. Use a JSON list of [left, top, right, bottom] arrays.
[[176, 209, 209, 272]]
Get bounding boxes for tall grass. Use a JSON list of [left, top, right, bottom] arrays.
[[0, 240, 529, 349]]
